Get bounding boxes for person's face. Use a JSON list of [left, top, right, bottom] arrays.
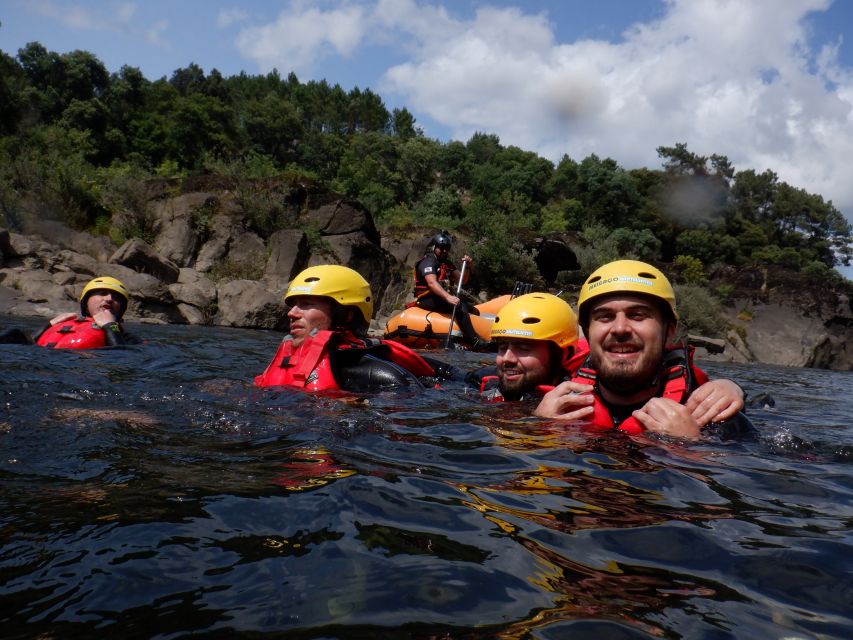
[[86, 290, 123, 318], [495, 338, 554, 400], [287, 296, 334, 346], [433, 244, 450, 260], [586, 294, 674, 398]]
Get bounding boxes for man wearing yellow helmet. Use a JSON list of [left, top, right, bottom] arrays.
[[473, 292, 579, 400], [255, 264, 437, 393], [534, 260, 750, 439], [14, 276, 140, 348]]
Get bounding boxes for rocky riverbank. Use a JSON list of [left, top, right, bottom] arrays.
[[1, 180, 850, 370]]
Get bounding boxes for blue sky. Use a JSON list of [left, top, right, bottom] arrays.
[[2, 0, 853, 276]]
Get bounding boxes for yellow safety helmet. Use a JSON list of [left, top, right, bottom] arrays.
[[577, 260, 677, 328], [285, 265, 373, 324], [491, 292, 578, 350], [79, 276, 129, 318]]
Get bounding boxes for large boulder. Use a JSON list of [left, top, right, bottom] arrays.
[[215, 280, 289, 329], [110, 238, 180, 284], [23, 219, 115, 262], [382, 233, 432, 267], [194, 213, 241, 273], [0, 267, 75, 316], [302, 195, 379, 243], [169, 268, 217, 309], [152, 193, 215, 267], [227, 232, 266, 273], [264, 229, 309, 290]]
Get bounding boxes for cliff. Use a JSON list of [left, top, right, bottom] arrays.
[[1, 180, 850, 370]]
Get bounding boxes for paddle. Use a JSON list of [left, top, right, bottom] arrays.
[[443, 259, 468, 349]]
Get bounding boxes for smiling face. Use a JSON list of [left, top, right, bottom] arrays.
[[287, 295, 334, 346], [85, 290, 124, 319], [586, 294, 676, 403], [495, 338, 555, 400]]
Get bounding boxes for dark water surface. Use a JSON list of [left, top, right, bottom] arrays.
[[1, 317, 851, 639]]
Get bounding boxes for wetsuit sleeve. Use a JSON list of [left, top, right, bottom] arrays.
[[707, 412, 756, 440], [464, 365, 497, 388], [419, 355, 469, 382], [101, 322, 138, 347]]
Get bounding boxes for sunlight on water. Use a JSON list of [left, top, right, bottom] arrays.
[[1, 318, 851, 638]]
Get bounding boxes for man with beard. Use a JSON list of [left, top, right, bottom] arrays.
[[474, 292, 578, 401], [534, 260, 750, 438]]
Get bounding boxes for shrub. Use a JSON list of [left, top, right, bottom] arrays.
[[673, 254, 707, 285], [673, 284, 725, 339]]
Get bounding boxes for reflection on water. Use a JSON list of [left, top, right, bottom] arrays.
[[1, 317, 852, 638]]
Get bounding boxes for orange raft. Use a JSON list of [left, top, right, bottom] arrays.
[[383, 295, 512, 350]]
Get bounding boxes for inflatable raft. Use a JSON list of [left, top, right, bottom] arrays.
[[383, 295, 512, 350]]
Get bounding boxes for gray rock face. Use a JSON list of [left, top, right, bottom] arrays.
[[168, 268, 217, 323], [227, 232, 266, 271], [264, 229, 308, 290], [303, 195, 378, 242], [24, 219, 115, 262], [215, 280, 288, 330], [152, 193, 214, 267], [110, 238, 180, 284], [195, 213, 239, 273]]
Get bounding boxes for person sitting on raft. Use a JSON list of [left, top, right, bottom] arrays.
[[255, 264, 437, 393], [413, 231, 485, 348], [0, 276, 140, 348], [532, 260, 752, 439]]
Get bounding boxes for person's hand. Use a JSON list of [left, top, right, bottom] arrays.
[[49, 312, 76, 326], [534, 381, 595, 420], [633, 397, 701, 439], [446, 294, 461, 306], [685, 379, 744, 426], [461, 254, 472, 264], [92, 309, 118, 327]]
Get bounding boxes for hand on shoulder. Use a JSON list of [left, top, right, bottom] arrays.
[[685, 378, 744, 426], [534, 381, 595, 420], [633, 397, 700, 439], [49, 312, 77, 326]]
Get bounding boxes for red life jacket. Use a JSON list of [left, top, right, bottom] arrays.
[[254, 330, 436, 391], [568, 345, 708, 434], [35, 317, 108, 349]]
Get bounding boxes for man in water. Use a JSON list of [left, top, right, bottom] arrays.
[[412, 231, 483, 348], [0, 276, 139, 348], [533, 260, 749, 438], [474, 292, 579, 401], [255, 264, 435, 392]]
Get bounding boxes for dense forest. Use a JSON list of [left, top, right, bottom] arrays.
[[1, 40, 851, 312]]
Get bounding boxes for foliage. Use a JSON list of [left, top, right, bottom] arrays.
[[673, 255, 707, 285], [672, 284, 725, 339], [0, 40, 849, 297]]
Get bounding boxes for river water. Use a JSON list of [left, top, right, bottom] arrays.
[[1, 317, 851, 639]]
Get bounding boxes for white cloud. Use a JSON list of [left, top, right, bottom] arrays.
[[28, 0, 171, 49], [377, 0, 853, 220], [217, 8, 249, 29], [235, 2, 368, 75]]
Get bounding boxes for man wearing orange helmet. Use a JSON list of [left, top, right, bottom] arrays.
[[534, 260, 750, 438]]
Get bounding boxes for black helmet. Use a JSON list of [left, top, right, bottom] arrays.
[[430, 231, 452, 249]]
